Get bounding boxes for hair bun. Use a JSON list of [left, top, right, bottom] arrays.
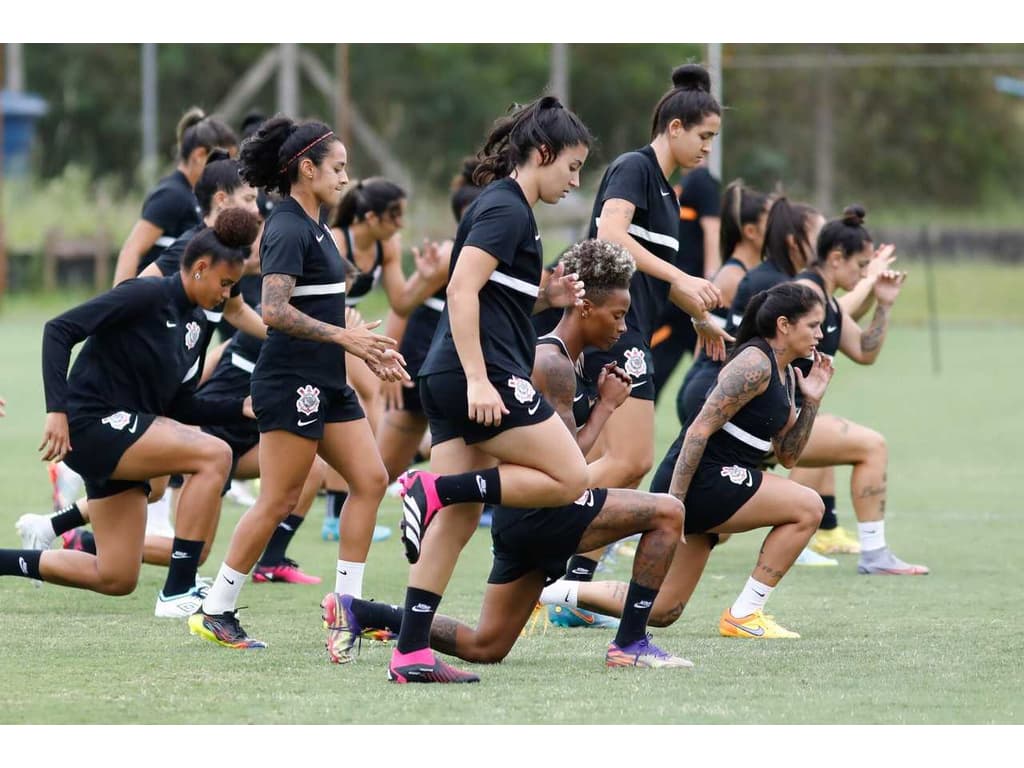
[[842, 204, 866, 227], [213, 207, 261, 249], [538, 95, 563, 110], [671, 64, 711, 92]]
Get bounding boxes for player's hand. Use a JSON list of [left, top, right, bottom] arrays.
[[693, 314, 733, 362], [541, 262, 584, 309], [467, 376, 509, 427], [39, 412, 71, 462], [794, 349, 835, 404], [596, 362, 631, 411]]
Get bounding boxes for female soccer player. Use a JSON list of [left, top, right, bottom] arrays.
[[389, 95, 592, 683], [790, 206, 928, 574], [325, 239, 690, 670], [583, 64, 728, 492], [1, 209, 259, 603], [114, 107, 237, 283], [187, 115, 406, 650], [654, 282, 834, 638]]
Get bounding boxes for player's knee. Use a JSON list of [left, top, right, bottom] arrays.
[[199, 438, 233, 480], [349, 459, 389, 500], [654, 494, 684, 538], [464, 638, 513, 664], [797, 487, 825, 528], [97, 568, 139, 596]]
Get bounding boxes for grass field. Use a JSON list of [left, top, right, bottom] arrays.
[[0, 264, 1022, 731]]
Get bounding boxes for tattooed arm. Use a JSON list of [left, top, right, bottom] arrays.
[[668, 346, 772, 503], [531, 346, 579, 437], [839, 270, 904, 364], [775, 352, 835, 466], [261, 273, 398, 366]]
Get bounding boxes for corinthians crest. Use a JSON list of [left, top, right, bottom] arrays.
[[622, 347, 647, 378], [184, 321, 201, 350], [720, 465, 753, 487], [295, 385, 321, 416], [507, 376, 536, 404]]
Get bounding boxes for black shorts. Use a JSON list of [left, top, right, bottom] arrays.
[[64, 410, 156, 500], [488, 488, 608, 585], [649, 438, 761, 534], [651, 305, 698, 400], [420, 369, 555, 446], [251, 376, 364, 439], [582, 328, 655, 401], [399, 373, 424, 414], [677, 360, 720, 426]]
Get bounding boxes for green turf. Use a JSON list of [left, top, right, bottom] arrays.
[[0, 267, 1021, 724]]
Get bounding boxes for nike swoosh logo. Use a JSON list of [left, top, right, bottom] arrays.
[[827, 325, 837, 333], [297, 418, 317, 427], [316, 234, 325, 243], [171, 552, 189, 560], [752, 589, 766, 598], [534, 233, 541, 240], [280, 524, 294, 531], [166, 321, 177, 328], [572, 393, 584, 402], [128, 415, 139, 434], [527, 399, 541, 415], [724, 617, 765, 636], [630, 380, 646, 390], [411, 605, 432, 613], [661, 191, 672, 196], [337, 569, 347, 575], [224, 576, 235, 585]]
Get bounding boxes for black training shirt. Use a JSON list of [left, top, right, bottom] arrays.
[[588, 145, 680, 341], [676, 167, 721, 278], [138, 170, 203, 274], [420, 177, 542, 379], [253, 196, 347, 384], [42, 275, 244, 425]]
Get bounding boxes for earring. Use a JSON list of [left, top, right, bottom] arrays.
[[193, 272, 201, 280]]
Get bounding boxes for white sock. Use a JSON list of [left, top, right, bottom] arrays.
[[202, 563, 248, 614], [730, 577, 775, 618], [335, 560, 365, 598], [539, 579, 580, 607], [858, 520, 886, 552]]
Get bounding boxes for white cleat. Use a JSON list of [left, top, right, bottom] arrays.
[[154, 586, 207, 619], [794, 547, 838, 567], [225, 479, 258, 507], [16, 513, 57, 551]]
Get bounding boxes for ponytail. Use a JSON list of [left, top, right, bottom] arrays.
[[650, 64, 721, 140], [239, 114, 337, 196], [729, 282, 823, 358], [813, 204, 872, 265], [720, 179, 769, 260]]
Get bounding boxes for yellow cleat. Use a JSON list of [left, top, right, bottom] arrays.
[[810, 526, 861, 555], [719, 608, 800, 639]]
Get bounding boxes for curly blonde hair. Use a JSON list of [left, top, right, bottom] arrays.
[[558, 238, 635, 302]]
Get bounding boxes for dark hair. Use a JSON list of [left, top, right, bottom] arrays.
[[182, 207, 261, 270], [651, 64, 721, 140], [451, 158, 484, 223], [559, 238, 635, 304], [720, 179, 769, 260], [331, 177, 406, 229], [813, 204, 872, 265], [194, 158, 245, 217], [177, 107, 238, 162], [238, 114, 339, 196], [761, 196, 819, 277], [240, 111, 267, 141], [473, 95, 592, 186], [730, 282, 823, 355]]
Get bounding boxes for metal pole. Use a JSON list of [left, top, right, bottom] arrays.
[[335, 43, 352, 150], [707, 42, 722, 180], [278, 43, 299, 117], [551, 43, 570, 105], [5, 42, 23, 92], [814, 53, 835, 214], [923, 231, 942, 375], [141, 43, 158, 187]]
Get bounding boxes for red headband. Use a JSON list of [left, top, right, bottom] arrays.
[[280, 131, 334, 174]]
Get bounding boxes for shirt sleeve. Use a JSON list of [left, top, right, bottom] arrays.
[[141, 184, 189, 232], [599, 154, 650, 212], [463, 198, 529, 267], [259, 213, 309, 277], [42, 279, 166, 413]]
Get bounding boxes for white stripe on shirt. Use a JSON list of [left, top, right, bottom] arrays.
[[488, 271, 539, 297], [423, 297, 445, 312], [203, 309, 223, 323], [181, 358, 200, 384], [230, 353, 255, 373], [291, 282, 346, 297], [155, 236, 176, 248], [593, 218, 680, 252], [721, 420, 773, 452]]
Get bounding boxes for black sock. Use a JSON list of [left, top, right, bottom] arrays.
[[564, 555, 599, 582], [395, 587, 441, 653], [161, 537, 204, 596], [260, 514, 304, 566], [0, 549, 43, 580], [352, 598, 403, 633], [819, 495, 837, 530], [434, 468, 501, 506], [613, 581, 659, 648], [326, 491, 347, 520], [51, 502, 85, 536]]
